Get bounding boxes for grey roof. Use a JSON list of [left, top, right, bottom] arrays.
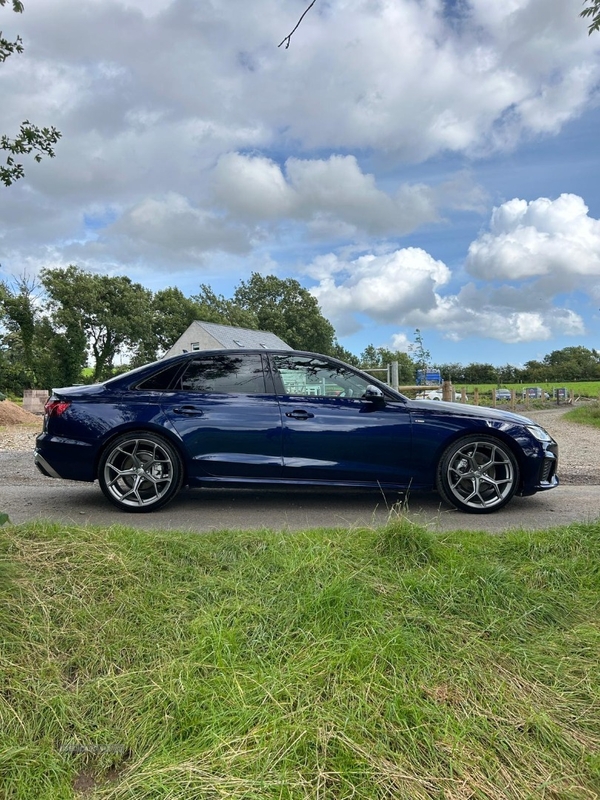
[[195, 321, 291, 350]]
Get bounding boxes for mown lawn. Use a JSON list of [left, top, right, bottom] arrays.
[[1, 519, 599, 799]]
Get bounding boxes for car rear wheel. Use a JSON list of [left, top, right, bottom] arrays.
[[98, 432, 183, 512], [436, 435, 519, 514]]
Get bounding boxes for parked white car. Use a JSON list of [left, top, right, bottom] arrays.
[[416, 389, 465, 402]]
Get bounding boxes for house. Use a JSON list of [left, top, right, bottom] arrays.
[[162, 321, 292, 358]]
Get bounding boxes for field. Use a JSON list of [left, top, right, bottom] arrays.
[[1, 519, 599, 799], [459, 381, 600, 399], [400, 382, 600, 407]]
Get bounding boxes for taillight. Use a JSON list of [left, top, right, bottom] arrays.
[[44, 399, 71, 417]]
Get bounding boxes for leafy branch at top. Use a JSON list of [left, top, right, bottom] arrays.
[[1, 0, 61, 186], [581, 0, 600, 34], [1, 122, 62, 186]]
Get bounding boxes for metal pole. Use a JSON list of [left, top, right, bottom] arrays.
[[391, 361, 399, 391]]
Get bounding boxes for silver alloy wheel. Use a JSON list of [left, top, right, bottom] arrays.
[[438, 436, 518, 513], [101, 435, 178, 510]]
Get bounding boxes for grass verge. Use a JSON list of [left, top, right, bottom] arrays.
[[563, 402, 600, 429], [1, 519, 599, 799]]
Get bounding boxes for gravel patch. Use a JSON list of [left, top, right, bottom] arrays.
[[520, 406, 600, 485], [0, 424, 40, 452]]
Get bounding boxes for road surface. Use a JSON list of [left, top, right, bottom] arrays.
[[1, 450, 599, 533]]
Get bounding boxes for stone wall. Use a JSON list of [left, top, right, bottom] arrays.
[[22, 389, 50, 414]]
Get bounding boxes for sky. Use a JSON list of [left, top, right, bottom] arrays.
[[1, 0, 600, 368]]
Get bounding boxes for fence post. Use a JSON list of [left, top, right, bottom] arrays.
[[391, 361, 399, 391], [442, 380, 453, 401]]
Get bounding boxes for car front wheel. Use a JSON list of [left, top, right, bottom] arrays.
[[436, 435, 519, 514], [98, 432, 183, 512]]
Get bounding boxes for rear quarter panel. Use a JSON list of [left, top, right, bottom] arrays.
[[39, 391, 187, 482]]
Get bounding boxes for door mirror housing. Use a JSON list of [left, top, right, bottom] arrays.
[[363, 385, 385, 402]]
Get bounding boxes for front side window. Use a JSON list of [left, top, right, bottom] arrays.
[[177, 354, 267, 394], [272, 355, 375, 398]]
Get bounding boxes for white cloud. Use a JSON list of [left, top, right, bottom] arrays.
[[213, 152, 455, 237], [310, 248, 451, 334], [1, 0, 599, 362], [308, 194, 592, 345], [466, 194, 600, 282], [213, 153, 295, 220], [104, 192, 254, 261]]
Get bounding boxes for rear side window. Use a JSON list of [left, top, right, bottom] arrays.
[[135, 362, 184, 391], [177, 354, 267, 394]]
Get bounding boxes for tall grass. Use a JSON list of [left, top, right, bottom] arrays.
[[563, 402, 600, 429], [1, 519, 599, 799]]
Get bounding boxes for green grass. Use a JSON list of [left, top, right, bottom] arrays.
[[458, 381, 600, 400], [1, 519, 599, 799], [563, 402, 600, 429]]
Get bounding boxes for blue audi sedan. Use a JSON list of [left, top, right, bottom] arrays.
[[34, 349, 558, 514]]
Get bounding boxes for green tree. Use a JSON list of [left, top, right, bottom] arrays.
[[542, 346, 600, 381], [360, 344, 414, 384], [41, 266, 153, 382], [581, 0, 600, 34], [330, 341, 361, 367], [408, 329, 431, 377], [1, 1, 61, 186], [0, 276, 38, 385], [434, 362, 466, 384], [145, 287, 204, 359], [191, 285, 258, 330], [233, 274, 335, 353], [462, 362, 498, 384]]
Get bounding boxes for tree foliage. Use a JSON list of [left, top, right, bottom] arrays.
[[408, 329, 431, 375], [581, 0, 600, 34], [360, 344, 414, 384], [41, 266, 153, 382], [0, 276, 38, 386], [233, 273, 336, 353], [1, 0, 61, 186]]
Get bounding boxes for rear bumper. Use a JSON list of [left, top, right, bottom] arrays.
[[34, 450, 62, 479], [34, 433, 97, 482]]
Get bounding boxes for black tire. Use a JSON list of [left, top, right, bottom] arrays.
[[98, 431, 183, 512], [436, 434, 519, 514]]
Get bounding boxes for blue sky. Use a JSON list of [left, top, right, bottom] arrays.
[[1, 0, 600, 367]]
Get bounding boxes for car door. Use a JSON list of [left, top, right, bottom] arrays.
[[270, 354, 413, 486], [160, 352, 283, 481]]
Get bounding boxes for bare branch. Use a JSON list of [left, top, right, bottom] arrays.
[[278, 0, 317, 49]]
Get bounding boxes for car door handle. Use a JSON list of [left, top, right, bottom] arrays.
[[173, 405, 204, 416], [285, 410, 314, 420]]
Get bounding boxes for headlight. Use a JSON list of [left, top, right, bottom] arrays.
[[526, 425, 553, 443]]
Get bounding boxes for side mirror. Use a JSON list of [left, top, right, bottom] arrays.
[[363, 384, 385, 401]]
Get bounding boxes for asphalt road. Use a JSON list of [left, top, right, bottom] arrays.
[[1, 451, 599, 533]]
